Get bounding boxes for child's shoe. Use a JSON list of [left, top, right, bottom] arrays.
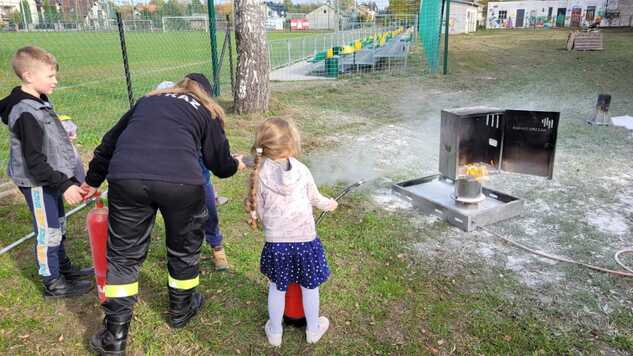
[[306, 316, 329, 344], [43, 276, 93, 298], [212, 247, 229, 271], [60, 264, 95, 280], [264, 320, 282, 346]]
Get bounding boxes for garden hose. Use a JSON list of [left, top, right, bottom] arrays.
[[475, 222, 633, 278]]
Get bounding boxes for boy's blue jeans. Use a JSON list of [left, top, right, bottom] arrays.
[[19, 186, 72, 282]]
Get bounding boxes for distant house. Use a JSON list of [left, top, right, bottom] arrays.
[[0, 0, 39, 26], [263, 1, 286, 31], [57, 0, 93, 21], [290, 17, 309, 30], [604, 0, 633, 27], [357, 4, 376, 22], [306, 4, 339, 30], [486, 0, 620, 29], [448, 0, 478, 33], [85, 0, 114, 30]]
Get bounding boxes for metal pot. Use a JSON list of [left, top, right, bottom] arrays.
[[454, 177, 483, 203]]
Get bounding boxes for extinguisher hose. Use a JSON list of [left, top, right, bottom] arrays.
[[0, 191, 108, 256], [315, 180, 366, 226]]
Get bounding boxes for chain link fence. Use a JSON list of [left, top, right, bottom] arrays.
[[1, 11, 422, 180], [0, 12, 220, 182], [269, 15, 417, 80]]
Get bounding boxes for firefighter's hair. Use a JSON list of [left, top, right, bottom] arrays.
[[148, 77, 225, 126]]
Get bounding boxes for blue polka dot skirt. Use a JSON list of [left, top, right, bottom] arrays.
[[260, 237, 330, 292]]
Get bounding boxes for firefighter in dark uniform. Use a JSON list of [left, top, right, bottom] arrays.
[[82, 73, 245, 355]]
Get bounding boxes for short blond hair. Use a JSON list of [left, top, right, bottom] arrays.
[[11, 46, 58, 80]]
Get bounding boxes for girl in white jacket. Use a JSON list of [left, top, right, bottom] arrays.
[[246, 117, 337, 346]]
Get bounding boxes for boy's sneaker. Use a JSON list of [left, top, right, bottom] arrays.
[[216, 196, 229, 206], [61, 264, 95, 280], [306, 316, 330, 344], [264, 320, 282, 347], [44, 276, 93, 298], [212, 248, 229, 271]]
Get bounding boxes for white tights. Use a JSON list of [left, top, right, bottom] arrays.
[[268, 282, 320, 333]]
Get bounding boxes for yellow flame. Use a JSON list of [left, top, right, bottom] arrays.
[[464, 163, 489, 181]]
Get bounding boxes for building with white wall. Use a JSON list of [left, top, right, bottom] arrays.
[[306, 4, 339, 30], [604, 0, 633, 27], [0, 0, 38, 26], [486, 0, 608, 29], [449, 0, 479, 34]]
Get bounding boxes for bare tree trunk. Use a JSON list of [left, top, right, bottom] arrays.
[[234, 0, 270, 114]]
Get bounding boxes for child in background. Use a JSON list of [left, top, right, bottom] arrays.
[[59, 115, 85, 183], [245, 117, 337, 346]]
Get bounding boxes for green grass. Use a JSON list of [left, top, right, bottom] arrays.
[[1, 28, 633, 354], [0, 29, 375, 172]]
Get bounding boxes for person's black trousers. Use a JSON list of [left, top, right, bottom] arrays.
[[102, 179, 207, 317]]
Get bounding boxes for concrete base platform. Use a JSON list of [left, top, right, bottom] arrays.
[[270, 60, 335, 81]]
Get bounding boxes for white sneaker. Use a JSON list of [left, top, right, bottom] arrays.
[[306, 316, 329, 344], [264, 320, 282, 347]]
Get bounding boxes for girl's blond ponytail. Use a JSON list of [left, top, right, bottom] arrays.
[[245, 148, 263, 230]]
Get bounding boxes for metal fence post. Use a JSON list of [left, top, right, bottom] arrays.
[[226, 14, 235, 95], [443, 0, 451, 75], [116, 12, 134, 109], [287, 39, 292, 65], [207, 0, 220, 96]]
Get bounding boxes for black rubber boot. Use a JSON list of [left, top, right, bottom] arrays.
[[168, 287, 204, 329], [43, 276, 93, 298], [89, 314, 131, 356]]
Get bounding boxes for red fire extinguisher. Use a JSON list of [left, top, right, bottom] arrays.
[[86, 192, 108, 303], [283, 283, 306, 326]]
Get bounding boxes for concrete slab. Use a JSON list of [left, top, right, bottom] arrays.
[[270, 60, 334, 81], [611, 116, 633, 130]]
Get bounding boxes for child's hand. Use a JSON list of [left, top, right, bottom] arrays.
[[326, 199, 338, 212], [80, 182, 98, 200], [233, 154, 246, 171], [63, 185, 86, 205]]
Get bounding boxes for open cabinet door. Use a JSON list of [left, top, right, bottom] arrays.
[[500, 110, 560, 179]]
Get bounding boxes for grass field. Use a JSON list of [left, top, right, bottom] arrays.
[[1, 28, 633, 354], [0, 28, 380, 170]]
